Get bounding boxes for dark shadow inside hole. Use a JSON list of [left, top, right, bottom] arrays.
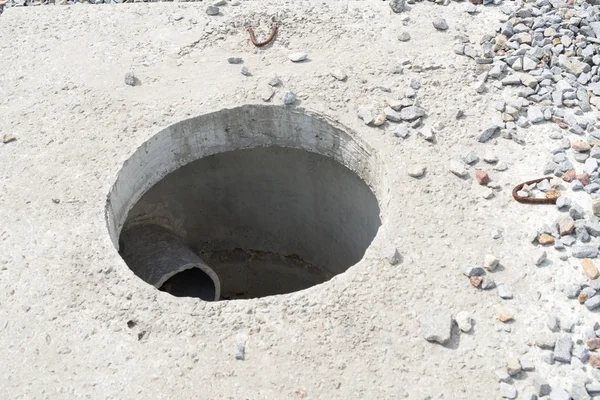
[[159, 268, 216, 301], [121, 146, 381, 301]]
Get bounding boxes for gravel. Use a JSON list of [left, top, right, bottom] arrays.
[[572, 246, 599, 259], [124, 72, 136, 86], [450, 161, 468, 178], [282, 92, 297, 105], [389, 0, 406, 13], [432, 17, 448, 31], [500, 382, 518, 399], [408, 166, 426, 178], [478, 125, 499, 143], [484, 254, 499, 271], [547, 316, 560, 332], [549, 388, 571, 400], [398, 32, 411, 42], [462, 150, 479, 165], [533, 376, 552, 397], [288, 52, 308, 62], [235, 343, 245, 360], [506, 357, 521, 376], [462, 265, 485, 277], [455, 311, 473, 333], [498, 284, 513, 299], [358, 108, 374, 125], [206, 5, 219, 15], [330, 70, 347, 82], [399, 106, 426, 121], [553, 335, 573, 363], [420, 308, 453, 345]]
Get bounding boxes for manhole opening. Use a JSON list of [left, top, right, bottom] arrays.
[[106, 106, 384, 301]]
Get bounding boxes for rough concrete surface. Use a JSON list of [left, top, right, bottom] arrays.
[[0, 1, 596, 399]]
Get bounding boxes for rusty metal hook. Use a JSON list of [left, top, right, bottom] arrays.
[[247, 25, 278, 47]]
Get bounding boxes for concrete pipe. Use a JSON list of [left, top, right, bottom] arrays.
[[119, 224, 221, 301]]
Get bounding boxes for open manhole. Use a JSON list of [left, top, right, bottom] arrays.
[[106, 105, 384, 301]]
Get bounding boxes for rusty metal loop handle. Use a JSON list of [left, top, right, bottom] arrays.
[[512, 176, 557, 204], [247, 25, 278, 47]]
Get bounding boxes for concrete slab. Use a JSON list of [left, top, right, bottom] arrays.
[[0, 2, 579, 398]]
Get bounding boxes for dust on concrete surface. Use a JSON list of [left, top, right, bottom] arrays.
[[0, 1, 596, 398]]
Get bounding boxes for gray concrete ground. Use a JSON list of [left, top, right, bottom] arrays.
[[0, 1, 595, 398]]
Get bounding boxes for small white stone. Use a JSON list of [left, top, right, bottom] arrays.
[[431, 121, 445, 134], [394, 125, 409, 138], [268, 73, 281, 86], [482, 188, 495, 199], [418, 128, 434, 142], [331, 70, 347, 81], [483, 152, 498, 163], [373, 113, 386, 126], [474, 81, 486, 94], [358, 108, 374, 125], [398, 31, 411, 42], [484, 254, 499, 271], [408, 166, 426, 178], [432, 17, 449, 31], [535, 250, 547, 266], [288, 52, 308, 62], [462, 150, 479, 165], [498, 284, 513, 299], [420, 308, 453, 344], [455, 311, 473, 333], [450, 161, 468, 177], [500, 382, 518, 399], [261, 87, 274, 102], [494, 162, 508, 171], [386, 247, 401, 265]]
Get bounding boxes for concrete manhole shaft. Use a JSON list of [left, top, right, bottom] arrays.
[[106, 105, 384, 301]]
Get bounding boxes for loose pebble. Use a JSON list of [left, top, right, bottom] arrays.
[[498, 310, 513, 323], [498, 284, 513, 299], [484, 254, 499, 271], [450, 161, 468, 178], [506, 357, 521, 376], [455, 311, 473, 333], [420, 308, 453, 345], [582, 258, 600, 280], [385, 247, 401, 265], [227, 57, 243, 64], [288, 52, 308, 62], [408, 166, 426, 178], [432, 17, 449, 31], [124, 72, 137, 86], [206, 5, 219, 15], [398, 32, 411, 42], [235, 343, 245, 360], [500, 382, 518, 399], [282, 92, 296, 105]]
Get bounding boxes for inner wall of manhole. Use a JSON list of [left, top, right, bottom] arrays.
[[106, 105, 385, 301]]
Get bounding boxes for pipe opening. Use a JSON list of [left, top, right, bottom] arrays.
[[159, 267, 216, 300]]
